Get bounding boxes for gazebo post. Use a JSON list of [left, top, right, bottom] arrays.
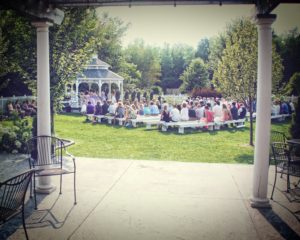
[[109, 80, 112, 100]]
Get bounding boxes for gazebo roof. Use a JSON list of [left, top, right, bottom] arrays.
[[78, 69, 123, 80], [78, 57, 123, 81], [88, 58, 111, 69]]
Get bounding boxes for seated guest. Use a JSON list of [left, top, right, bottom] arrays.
[[94, 101, 102, 115], [204, 105, 214, 123], [180, 102, 189, 121], [107, 101, 116, 116], [221, 103, 232, 122], [7, 101, 16, 116], [101, 100, 109, 115], [14, 100, 25, 118], [230, 102, 238, 120], [188, 103, 196, 119], [113, 101, 125, 125], [22, 100, 35, 116], [238, 103, 247, 119], [86, 101, 94, 114], [161, 105, 170, 122], [143, 103, 151, 115], [281, 101, 289, 114], [93, 101, 102, 123], [115, 102, 125, 118], [124, 104, 137, 127], [28, 100, 37, 111], [170, 104, 181, 122], [149, 101, 160, 115], [195, 101, 205, 119], [138, 103, 144, 115]]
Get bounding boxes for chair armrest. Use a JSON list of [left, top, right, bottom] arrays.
[[66, 150, 75, 161]]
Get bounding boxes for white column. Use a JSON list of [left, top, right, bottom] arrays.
[[121, 82, 124, 101], [32, 21, 56, 194], [251, 15, 276, 208], [75, 82, 79, 108], [108, 80, 112, 100]]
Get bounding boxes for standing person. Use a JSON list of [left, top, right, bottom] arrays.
[[212, 100, 222, 122], [230, 102, 238, 120]]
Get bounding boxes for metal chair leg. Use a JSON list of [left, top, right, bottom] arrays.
[[22, 203, 29, 240], [33, 174, 37, 210], [74, 172, 77, 205], [271, 168, 278, 200], [60, 174, 62, 194]]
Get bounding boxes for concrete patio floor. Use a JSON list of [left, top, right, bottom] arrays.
[[2, 157, 300, 240]]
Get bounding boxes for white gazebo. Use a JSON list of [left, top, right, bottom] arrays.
[[67, 56, 124, 107]]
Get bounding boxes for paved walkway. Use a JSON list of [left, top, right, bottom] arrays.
[[2, 157, 300, 240]]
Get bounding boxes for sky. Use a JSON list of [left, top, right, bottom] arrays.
[[97, 4, 300, 48]]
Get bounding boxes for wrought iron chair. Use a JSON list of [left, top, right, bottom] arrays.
[[269, 131, 288, 177], [270, 142, 300, 200], [26, 135, 77, 209], [270, 130, 288, 144], [0, 170, 34, 240]]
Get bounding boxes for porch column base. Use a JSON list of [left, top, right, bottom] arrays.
[[250, 197, 271, 208], [35, 184, 56, 194]]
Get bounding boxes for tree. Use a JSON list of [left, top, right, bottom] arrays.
[[213, 18, 284, 146], [96, 12, 129, 72], [171, 44, 195, 88], [0, 10, 36, 96], [195, 38, 210, 63], [47, 8, 99, 133], [124, 39, 161, 89], [160, 44, 174, 92], [118, 60, 141, 92], [285, 73, 300, 139], [273, 29, 300, 90], [1, 8, 100, 133], [180, 58, 209, 92]]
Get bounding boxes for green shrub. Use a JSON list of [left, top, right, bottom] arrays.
[[0, 116, 32, 153]]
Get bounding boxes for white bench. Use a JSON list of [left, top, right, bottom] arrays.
[[271, 114, 291, 122], [217, 118, 246, 129], [131, 115, 161, 127], [247, 113, 290, 122], [85, 114, 94, 121], [144, 119, 163, 129], [94, 115, 105, 123], [104, 116, 126, 125], [161, 118, 246, 134]]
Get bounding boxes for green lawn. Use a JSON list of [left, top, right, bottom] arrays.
[[53, 113, 291, 164]]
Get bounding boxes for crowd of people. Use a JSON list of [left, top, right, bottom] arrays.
[[6, 99, 37, 118], [82, 95, 251, 126]]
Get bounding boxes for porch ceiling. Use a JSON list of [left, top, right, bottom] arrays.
[[1, 0, 300, 24]]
